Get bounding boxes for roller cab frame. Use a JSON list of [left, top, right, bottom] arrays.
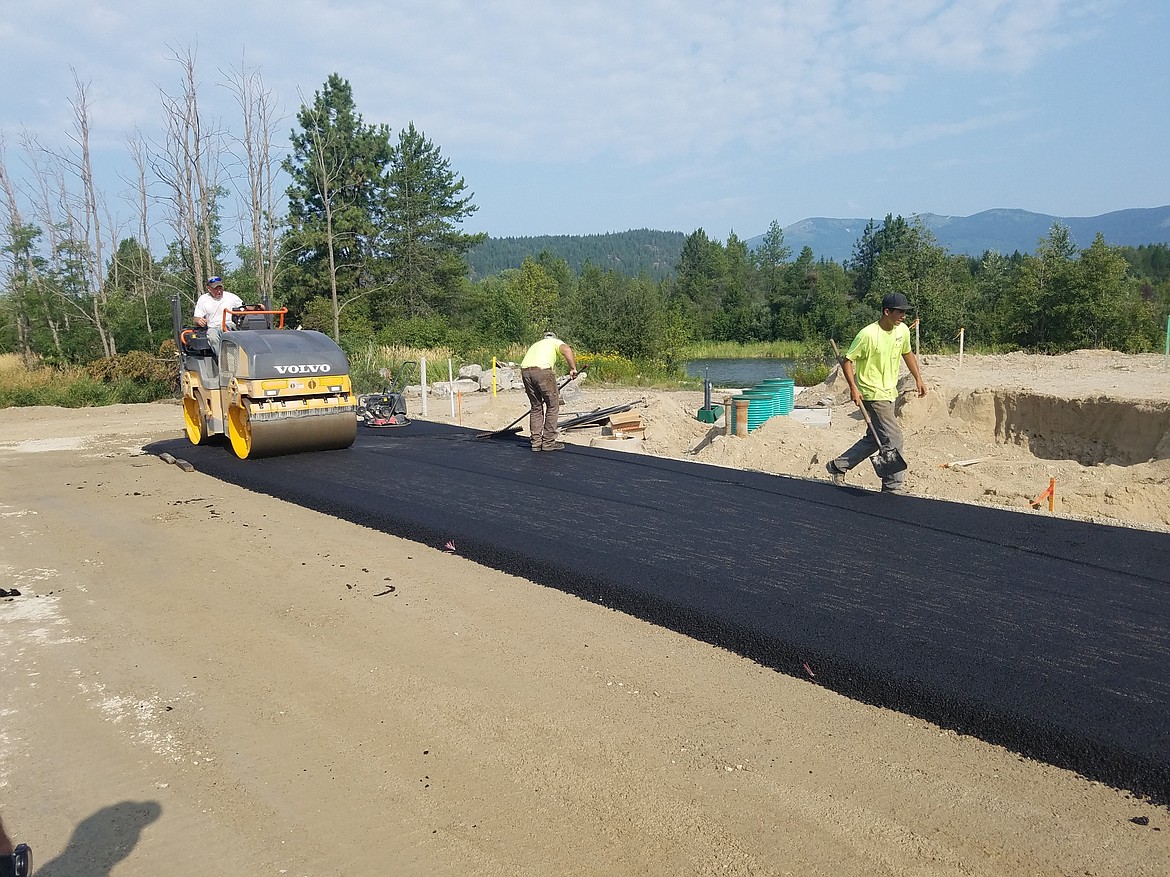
[[173, 296, 358, 459]]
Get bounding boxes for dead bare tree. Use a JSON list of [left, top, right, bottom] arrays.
[[21, 131, 107, 360], [294, 91, 387, 342], [226, 57, 284, 306], [311, 114, 343, 342], [126, 132, 157, 345], [19, 135, 67, 358], [155, 46, 224, 307], [20, 118, 138, 364], [0, 135, 37, 363], [65, 71, 116, 356]]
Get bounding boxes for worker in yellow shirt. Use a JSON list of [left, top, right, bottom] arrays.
[[826, 293, 927, 492], [519, 332, 578, 452]]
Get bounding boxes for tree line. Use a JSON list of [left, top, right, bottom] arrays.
[[468, 230, 685, 283], [2, 57, 1169, 373]]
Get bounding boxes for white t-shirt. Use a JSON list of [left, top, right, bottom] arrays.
[[194, 290, 244, 331]]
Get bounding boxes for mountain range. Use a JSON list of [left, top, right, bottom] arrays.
[[467, 207, 1170, 279], [764, 206, 1170, 263]]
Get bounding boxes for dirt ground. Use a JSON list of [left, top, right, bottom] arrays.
[[2, 350, 1169, 876]]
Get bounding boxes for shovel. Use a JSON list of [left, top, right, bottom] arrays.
[[858, 402, 907, 478], [829, 339, 906, 479]]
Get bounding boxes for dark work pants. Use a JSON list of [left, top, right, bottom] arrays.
[[522, 367, 561, 447]]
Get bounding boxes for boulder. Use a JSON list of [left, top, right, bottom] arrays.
[[429, 378, 481, 398], [480, 366, 524, 391]]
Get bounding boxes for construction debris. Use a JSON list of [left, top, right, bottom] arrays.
[[559, 401, 642, 431], [605, 409, 644, 436]]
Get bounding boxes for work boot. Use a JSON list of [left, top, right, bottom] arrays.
[[826, 462, 846, 486], [542, 441, 566, 451], [531, 443, 543, 452]]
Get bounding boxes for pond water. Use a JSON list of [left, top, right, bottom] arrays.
[[683, 358, 795, 387]]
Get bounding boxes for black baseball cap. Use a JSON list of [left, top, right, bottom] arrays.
[[882, 292, 912, 311]]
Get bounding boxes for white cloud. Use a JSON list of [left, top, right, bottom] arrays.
[[0, 0, 1156, 237], [2, 0, 1102, 156]]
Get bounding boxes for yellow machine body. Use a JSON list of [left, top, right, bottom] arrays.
[[180, 326, 357, 459]]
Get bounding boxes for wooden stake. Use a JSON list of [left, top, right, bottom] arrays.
[[1029, 477, 1056, 511]]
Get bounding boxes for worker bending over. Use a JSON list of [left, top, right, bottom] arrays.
[[520, 332, 578, 452]]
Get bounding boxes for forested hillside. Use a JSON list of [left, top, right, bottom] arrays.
[[771, 206, 1170, 263], [467, 229, 685, 282], [467, 208, 1170, 282]]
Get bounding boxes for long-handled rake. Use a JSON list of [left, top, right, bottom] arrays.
[[473, 370, 583, 440]]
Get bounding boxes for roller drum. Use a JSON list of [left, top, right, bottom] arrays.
[[183, 392, 208, 445], [228, 401, 356, 459]]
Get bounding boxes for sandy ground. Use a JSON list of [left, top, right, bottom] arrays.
[[1, 350, 1169, 876]]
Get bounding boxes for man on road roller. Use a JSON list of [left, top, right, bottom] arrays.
[[174, 283, 358, 459], [193, 276, 243, 358]]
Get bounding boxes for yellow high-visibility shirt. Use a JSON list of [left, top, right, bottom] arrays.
[[520, 336, 563, 369], [845, 322, 910, 401]]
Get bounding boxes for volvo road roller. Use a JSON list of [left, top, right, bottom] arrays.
[[173, 296, 358, 458]]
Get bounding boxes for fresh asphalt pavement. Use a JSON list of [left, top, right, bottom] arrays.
[[150, 420, 1170, 804]]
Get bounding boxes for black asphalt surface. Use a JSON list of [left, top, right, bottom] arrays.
[[149, 421, 1170, 804]]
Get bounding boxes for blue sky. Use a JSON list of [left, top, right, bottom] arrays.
[[1, 0, 1167, 249]]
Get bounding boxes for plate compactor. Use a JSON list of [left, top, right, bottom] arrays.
[[173, 297, 358, 459], [356, 360, 415, 428]]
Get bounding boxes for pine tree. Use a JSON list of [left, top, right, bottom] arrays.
[[280, 74, 392, 327], [377, 122, 483, 322]]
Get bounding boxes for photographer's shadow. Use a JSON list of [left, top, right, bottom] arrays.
[[37, 800, 161, 877]]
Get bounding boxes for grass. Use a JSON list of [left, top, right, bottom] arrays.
[[678, 340, 819, 360], [347, 343, 700, 393], [0, 338, 841, 409], [677, 341, 838, 387], [0, 352, 176, 408]]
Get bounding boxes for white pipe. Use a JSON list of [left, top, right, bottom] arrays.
[[420, 357, 428, 417], [449, 359, 456, 418]]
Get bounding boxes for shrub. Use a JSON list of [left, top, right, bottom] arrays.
[[63, 377, 116, 407], [788, 359, 832, 387], [574, 352, 691, 387], [87, 350, 175, 385], [0, 386, 49, 407], [82, 351, 176, 403], [346, 344, 438, 394]]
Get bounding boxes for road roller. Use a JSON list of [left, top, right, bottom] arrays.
[[172, 296, 358, 458]]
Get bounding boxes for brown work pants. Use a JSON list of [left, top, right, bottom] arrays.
[[522, 367, 561, 448]]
